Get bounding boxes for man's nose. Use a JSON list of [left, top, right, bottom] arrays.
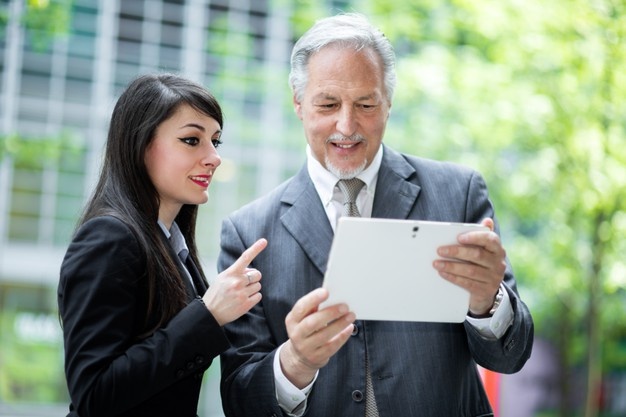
[[336, 106, 357, 137]]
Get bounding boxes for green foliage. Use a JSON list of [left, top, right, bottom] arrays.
[[0, 310, 66, 403], [0, 0, 73, 48], [0, 9, 7, 33], [21, 0, 73, 51], [288, 0, 330, 36], [0, 132, 82, 169]]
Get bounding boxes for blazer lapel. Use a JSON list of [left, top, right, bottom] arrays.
[[185, 258, 208, 295], [159, 232, 207, 299], [280, 166, 334, 275], [372, 145, 421, 219]]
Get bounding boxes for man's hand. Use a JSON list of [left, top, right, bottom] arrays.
[[433, 218, 506, 316], [280, 288, 355, 388]]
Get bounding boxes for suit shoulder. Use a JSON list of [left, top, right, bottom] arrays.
[[402, 153, 479, 177], [65, 215, 143, 268], [400, 153, 485, 187], [74, 215, 137, 243], [228, 176, 295, 219]]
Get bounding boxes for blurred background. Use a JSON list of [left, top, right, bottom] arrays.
[[0, 0, 624, 416]]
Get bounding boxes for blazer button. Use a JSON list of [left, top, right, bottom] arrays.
[[351, 390, 364, 402], [351, 323, 359, 336], [176, 369, 184, 378], [505, 338, 516, 351], [186, 362, 194, 370], [195, 355, 205, 364]]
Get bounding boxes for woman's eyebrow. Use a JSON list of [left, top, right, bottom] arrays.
[[179, 123, 206, 131]]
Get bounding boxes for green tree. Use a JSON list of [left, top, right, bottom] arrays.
[[0, 0, 73, 50], [294, 0, 626, 415]]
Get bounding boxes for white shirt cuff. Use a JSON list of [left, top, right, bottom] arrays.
[[273, 343, 318, 416], [466, 284, 514, 340]]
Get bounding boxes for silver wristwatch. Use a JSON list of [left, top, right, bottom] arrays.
[[489, 285, 505, 316]]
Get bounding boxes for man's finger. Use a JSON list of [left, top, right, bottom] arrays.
[[480, 218, 495, 232], [288, 288, 329, 323]]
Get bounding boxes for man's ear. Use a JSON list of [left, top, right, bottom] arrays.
[[293, 94, 303, 120]]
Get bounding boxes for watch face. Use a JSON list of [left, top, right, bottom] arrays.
[[489, 287, 504, 315]]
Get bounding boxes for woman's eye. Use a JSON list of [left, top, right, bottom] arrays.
[[180, 137, 199, 146], [212, 138, 223, 148]]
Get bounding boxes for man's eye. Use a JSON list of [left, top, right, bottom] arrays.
[[212, 138, 223, 148], [180, 137, 199, 146]]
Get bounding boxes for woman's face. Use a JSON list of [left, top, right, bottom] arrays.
[[144, 103, 222, 227]]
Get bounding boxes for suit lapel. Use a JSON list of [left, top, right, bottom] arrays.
[[280, 166, 334, 275], [372, 145, 421, 219]]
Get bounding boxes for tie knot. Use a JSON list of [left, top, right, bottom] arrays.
[[337, 178, 365, 217], [338, 178, 365, 202]]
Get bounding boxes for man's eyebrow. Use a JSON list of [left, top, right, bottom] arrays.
[[355, 93, 378, 101], [312, 92, 379, 101], [312, 92, 337, 100]]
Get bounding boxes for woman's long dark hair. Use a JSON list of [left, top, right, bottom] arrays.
[[79, 73, 223, 336]]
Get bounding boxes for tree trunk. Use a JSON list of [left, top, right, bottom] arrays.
[[583, 212, 606, 417], [557, 303, 572, 417]]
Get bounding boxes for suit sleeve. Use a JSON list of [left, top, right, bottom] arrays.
[[462, 171, 534, 374], [58, 216, 229, 417], [218, 216, 287, 417]]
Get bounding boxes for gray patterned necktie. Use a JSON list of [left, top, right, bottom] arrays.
[[337, 178, 379, 416], [337, 178, 365, 217]]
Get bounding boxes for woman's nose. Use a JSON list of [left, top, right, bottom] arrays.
[[203, 146, 222, 168]]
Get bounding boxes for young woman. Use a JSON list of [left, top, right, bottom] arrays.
[[58, 73, 266, 417]]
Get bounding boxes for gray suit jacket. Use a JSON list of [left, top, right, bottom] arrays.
[[218, 145, 533, 417]]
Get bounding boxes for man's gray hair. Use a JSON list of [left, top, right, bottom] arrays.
[[289, 13, 396, 103]]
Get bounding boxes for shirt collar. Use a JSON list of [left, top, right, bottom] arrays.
[[158, 220, 188, 257]]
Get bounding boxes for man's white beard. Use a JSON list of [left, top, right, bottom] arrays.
[[326, 156, 367, 180], [325, 133, 367, 179]]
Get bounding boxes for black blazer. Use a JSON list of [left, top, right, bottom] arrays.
[[58, 215, 229, 417], [218, 145, 534, 417]]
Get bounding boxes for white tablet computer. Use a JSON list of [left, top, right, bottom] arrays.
[[320, 217, 489, 323]]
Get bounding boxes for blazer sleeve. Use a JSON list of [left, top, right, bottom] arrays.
[[462, 171, 534, 374], [58, 216, 229, 417]]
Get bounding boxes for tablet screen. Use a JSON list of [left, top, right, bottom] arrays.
[[321, 218, 488, 322]]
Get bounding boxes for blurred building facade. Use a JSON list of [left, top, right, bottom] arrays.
[[0, 0, 306, 415]]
